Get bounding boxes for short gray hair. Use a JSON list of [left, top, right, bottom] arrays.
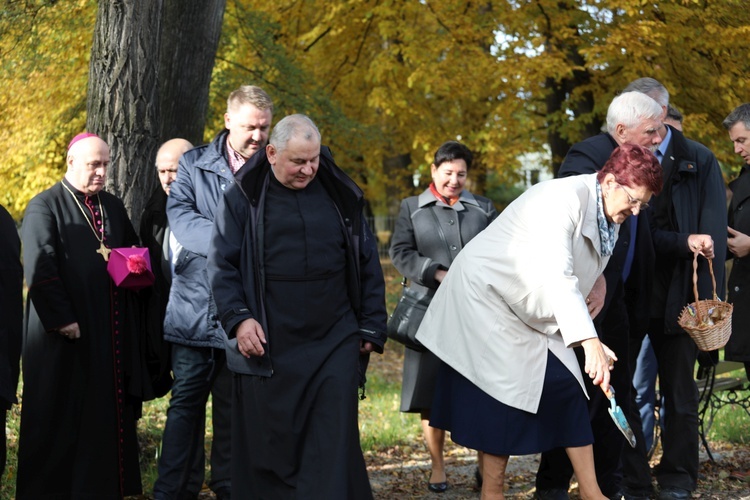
[[623, 77, 670, 107], [666, 105, 683, 124], [606, 92, 663, 135], [269, 114, 321, 152], [723, 103, 750, 131]]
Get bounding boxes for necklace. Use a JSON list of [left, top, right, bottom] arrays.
[[61, 180, 111, 261]]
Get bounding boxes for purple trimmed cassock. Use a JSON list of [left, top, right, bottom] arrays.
[[17, 178, 143, 499]]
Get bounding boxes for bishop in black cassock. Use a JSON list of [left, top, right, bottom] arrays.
[[18, 134, 142, 499]]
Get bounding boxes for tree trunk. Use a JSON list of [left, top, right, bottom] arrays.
[[158, 0, 226, 146], [87, 0, 227, 228], [87, 0, 163, 228]]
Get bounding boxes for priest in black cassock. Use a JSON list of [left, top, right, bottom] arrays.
[[208, 114, 388, 499], [18, 133, 143, 499]]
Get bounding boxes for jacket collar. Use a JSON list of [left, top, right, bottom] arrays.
[[663, 125, 699, 176], [192, 129, 233, 177], [603, 133, 620, 150], [730, 165, 750, 207], [417, 188, 482, 211], [235, 145, 363, 211]]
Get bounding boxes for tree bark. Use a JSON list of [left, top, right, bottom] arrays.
[[158, 0, 227, 146], [86, 0, 227, 227], [87, 0, 163, 228]]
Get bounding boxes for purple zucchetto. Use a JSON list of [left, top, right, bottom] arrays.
[[67, 132, 101, 151]]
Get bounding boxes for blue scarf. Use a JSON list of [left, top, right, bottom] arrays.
[[596, 181, 616, 256]]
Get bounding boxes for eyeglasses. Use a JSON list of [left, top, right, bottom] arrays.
[[616, 182, 649, 211]]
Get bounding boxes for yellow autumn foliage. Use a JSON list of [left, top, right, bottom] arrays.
[[2, 0, 750, 220], [0, 0, 95, 219]]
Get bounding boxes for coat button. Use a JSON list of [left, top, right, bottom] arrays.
[[450, 245, 457, 251], [448, 219, 455, 225], [735, 286, 741, 292]]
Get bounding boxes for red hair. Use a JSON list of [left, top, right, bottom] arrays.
[[597, 143, 663, 195]]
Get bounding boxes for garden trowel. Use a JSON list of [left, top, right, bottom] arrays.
[[603, 386, 636, 448]]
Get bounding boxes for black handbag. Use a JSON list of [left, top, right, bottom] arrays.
[[387, 277, 431, 351]]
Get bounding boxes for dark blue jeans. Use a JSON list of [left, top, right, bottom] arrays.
[[633, 335, 662, 451], [154, 343, 232, 499]]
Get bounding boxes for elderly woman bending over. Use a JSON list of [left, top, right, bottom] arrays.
[[416, 143, 663, 499]]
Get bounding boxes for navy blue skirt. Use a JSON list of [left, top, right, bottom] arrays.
[[430, 351, 593, 456]]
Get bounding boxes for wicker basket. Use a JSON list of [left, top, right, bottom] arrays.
[[677, 252, 732, 352]]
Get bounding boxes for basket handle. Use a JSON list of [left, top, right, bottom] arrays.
[[691, 251, 718, 325]]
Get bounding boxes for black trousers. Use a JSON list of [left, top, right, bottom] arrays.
[[622, 319, 699, 493], [536, 293, 633, 498]]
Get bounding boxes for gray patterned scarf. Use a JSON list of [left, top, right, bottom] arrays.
[[596, 181, 616, 256]]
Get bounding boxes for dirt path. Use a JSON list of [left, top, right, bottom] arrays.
[[366, 439, 750, 499], [368, 443, 540, 499], [366, 342, 750, 499]]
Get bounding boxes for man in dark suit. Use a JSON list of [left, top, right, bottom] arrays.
[[536, 90, 665, 500], [620, 78, 726, 500], [723, 104, 750, 482], [139, 138, 193, 400], [724, 103, 750, 383]]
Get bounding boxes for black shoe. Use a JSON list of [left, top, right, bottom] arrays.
[[535, 488, 570, 500], [658, 487, 691, 500], [428, 481, 448, 493], [475, 466, 483, 489]]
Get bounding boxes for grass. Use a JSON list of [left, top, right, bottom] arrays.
[[709, 398, 750, 444], [359, 368, 422, 452], [704, 364, 750, 444]]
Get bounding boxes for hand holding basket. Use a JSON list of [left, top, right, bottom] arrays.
[[677, 252, 732, 351]]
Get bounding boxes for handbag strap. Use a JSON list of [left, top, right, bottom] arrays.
[[401, 205, 452, 289], [428, 205, 453, 256]]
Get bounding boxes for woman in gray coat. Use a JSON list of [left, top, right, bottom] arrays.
[[389, 141, 497, 492]]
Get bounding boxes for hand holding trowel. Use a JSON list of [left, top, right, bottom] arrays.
[[582, 336, 636, 448], [603, 385, 636, 448]]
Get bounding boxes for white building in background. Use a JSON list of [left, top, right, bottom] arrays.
[[517, 146, 553, 190]]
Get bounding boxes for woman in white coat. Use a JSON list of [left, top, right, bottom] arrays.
[[416, 144, 663, 499]]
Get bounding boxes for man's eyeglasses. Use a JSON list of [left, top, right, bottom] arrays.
[[616, 182, 649, 211]]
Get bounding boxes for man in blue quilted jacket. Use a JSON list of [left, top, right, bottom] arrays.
[[154, 85, 273, 500]]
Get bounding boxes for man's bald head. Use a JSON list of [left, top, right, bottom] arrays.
[[65, 136, 110, 196], [155, 138, 193, 195]]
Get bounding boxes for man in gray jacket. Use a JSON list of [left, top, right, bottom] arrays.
[[154, 85, 273, 500]]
